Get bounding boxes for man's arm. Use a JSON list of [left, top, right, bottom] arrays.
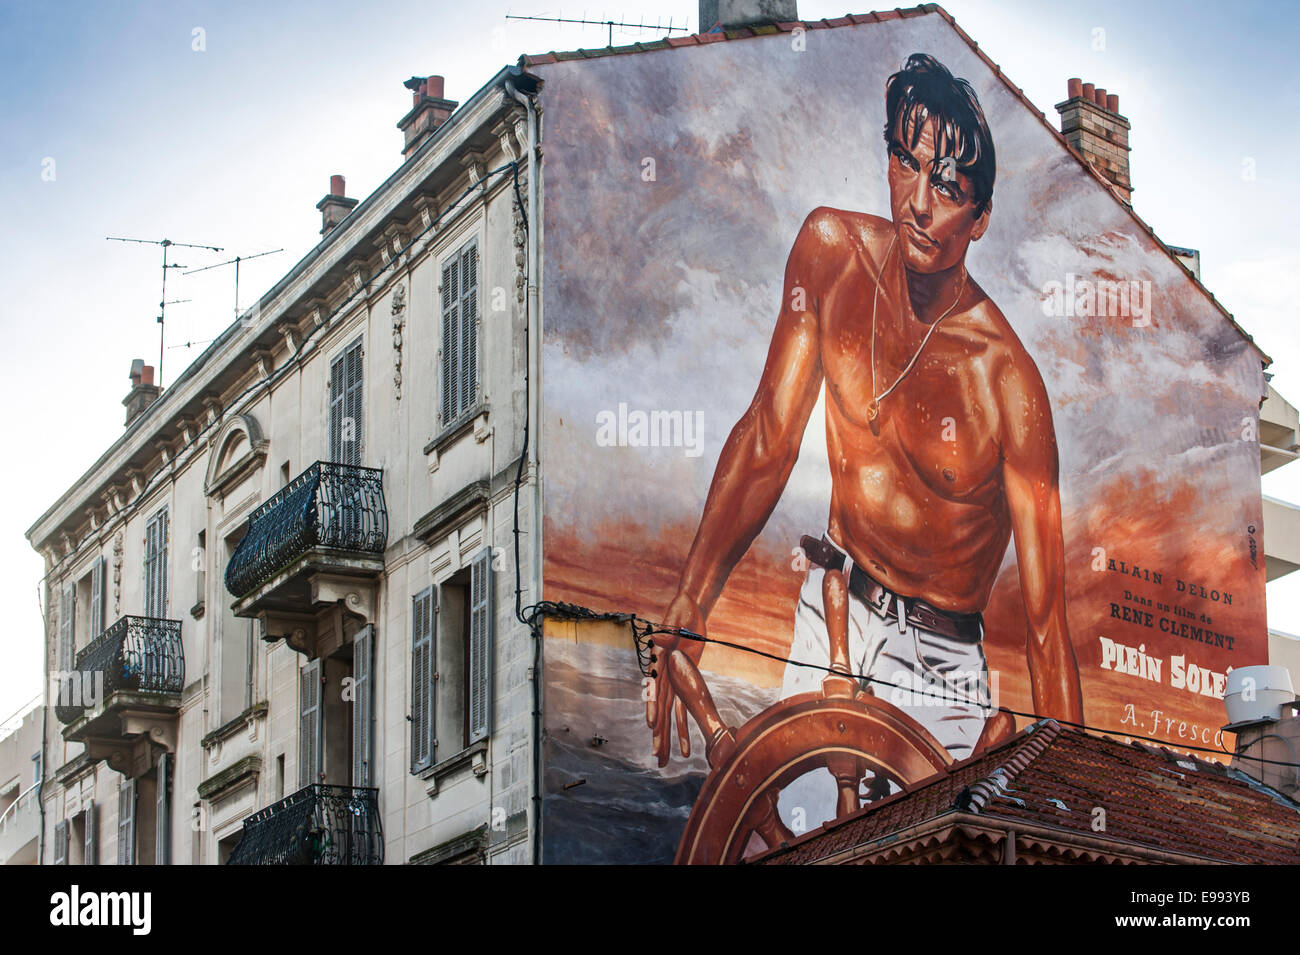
[[649, 208, 842, 765], [998, 350, 1085, 726]]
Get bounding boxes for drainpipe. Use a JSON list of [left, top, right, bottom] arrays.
[[505, 68, 542, 866]]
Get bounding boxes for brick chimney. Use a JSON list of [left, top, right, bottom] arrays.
[[124, 358, 160, 426], [699, 0, 797, 32], [316, 175, 358, 236], [397, 75, 458, 160], [1056, 78, 1132, 203]]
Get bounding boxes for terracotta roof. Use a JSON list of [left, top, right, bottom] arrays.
[[755, 720, 1300, 864], [519, 4, 1270, 367]]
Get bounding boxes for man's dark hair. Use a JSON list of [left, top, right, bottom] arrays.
[[883, 53, 995, 216]]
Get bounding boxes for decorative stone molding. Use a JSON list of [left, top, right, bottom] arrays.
[[112, 532, 123, 616], [408, 822, 488, 865], [175, 416, 197, 445], [420, 740, 489, 797], [120, 710, 178, 753], [251, 347, 274, 380], [513, 198, 527, 308], [204, 413, 268, 498], [423, 404, 490, 473], [461, 151, 489, 197], [197, 755, 262, 803], [413, 194, 439, 234], [277, 320, 299, 354], [391, 282, 407, 401], [309, 572, 378, 626], [201, 702, 268, 751], [201, 395, 223, 426]]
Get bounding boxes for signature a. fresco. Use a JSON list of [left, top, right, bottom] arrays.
[[646, 54, 1084, 862]]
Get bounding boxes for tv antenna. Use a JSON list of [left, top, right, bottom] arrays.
[[106, 236, 223, 388], [184, 248, 284, 321], [504, 12, 691, 47]]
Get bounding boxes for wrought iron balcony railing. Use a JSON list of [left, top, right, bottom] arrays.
[[54, 615, 184, 724], [224, 461, 388, 600], [226, 785, 383, 865]]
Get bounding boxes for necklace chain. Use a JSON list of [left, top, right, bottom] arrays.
[[868, 234, 967, 420]]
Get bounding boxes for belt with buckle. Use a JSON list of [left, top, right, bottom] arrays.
[[799, 535, 983, 644]]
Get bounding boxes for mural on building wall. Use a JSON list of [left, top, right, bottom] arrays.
[[536, 16, 1267, 864]]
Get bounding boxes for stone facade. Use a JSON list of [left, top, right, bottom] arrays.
[[27, 68, 541, 865]]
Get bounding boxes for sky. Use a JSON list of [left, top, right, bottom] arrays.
[[0, 0, 1297, 725]]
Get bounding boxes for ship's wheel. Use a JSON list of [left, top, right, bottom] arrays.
[[661, 568, 957, 865]]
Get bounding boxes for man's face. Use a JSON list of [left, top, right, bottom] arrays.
[[886, 114, 990, 274]]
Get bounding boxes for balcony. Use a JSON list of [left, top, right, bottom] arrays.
[[0, 786, 39, 865], [224, 462, 387, 632], [226, 785, 383, 865], [55, 615, 184, 743]]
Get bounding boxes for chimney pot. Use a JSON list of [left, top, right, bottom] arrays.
[[123, 358, 161, 426], [317, 174, 359, 235], [1056, 79, 1132, 203], [397, 73, 459, 159]]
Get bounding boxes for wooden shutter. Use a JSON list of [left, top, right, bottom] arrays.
[[90, 556, 105, 638], [84, 799, 97, 865], [53, 820, 68, 865], [329, 348, 346, 462], [410, 588, 435, 772], [299, 659, 323, 789], [440, 258, 459, 424], [468, 548, 493, 743], [59, 582, 75, 673], [344, 338, 363, 467], [144, 508, 169, 619], [459, 243, 478, 416], [155, 754, 172, 865], [352, 625, 374, 788], [118, 779, 136, 865]]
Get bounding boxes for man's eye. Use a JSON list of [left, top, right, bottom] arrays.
[[894, 151, 916, 171]]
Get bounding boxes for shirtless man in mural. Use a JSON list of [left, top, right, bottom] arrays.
[[648, 54, 1084, 794]]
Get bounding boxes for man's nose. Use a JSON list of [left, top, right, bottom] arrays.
[[908, 170, 932, 224]]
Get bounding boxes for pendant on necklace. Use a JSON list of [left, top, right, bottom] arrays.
[[866, 399, 879, 421]]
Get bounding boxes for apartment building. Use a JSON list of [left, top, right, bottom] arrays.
[[0, 699, 42, 865], [27, 67, 542, 865]]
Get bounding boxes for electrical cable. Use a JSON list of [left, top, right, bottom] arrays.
[[520, 599, 1300, 770]]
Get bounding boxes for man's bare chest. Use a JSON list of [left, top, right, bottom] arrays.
[[821, 332, 1004, 502]]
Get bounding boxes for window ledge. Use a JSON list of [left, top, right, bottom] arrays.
[[201, 701, 269, 750], [423, 403, 491, 470], [419, 739, 488, 796]]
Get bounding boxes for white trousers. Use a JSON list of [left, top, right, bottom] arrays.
[[775, 545, 992, 834]]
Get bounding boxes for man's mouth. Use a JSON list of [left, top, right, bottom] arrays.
[[902, 223, 937, 249]]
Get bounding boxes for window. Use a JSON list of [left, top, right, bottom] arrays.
[[410, 587, 435, 773], [410, 548, 493, 776], [58, 581, 74, 673], [440, 240, 479, 425], [89, 556, 106, 639], [299, 659, 323, 789], [220, 528, 253, 723], [144, 507, 169, 619], [352, 626, 375, 788], [329, 336, 364, 466], [117, 779, 135, 865]]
